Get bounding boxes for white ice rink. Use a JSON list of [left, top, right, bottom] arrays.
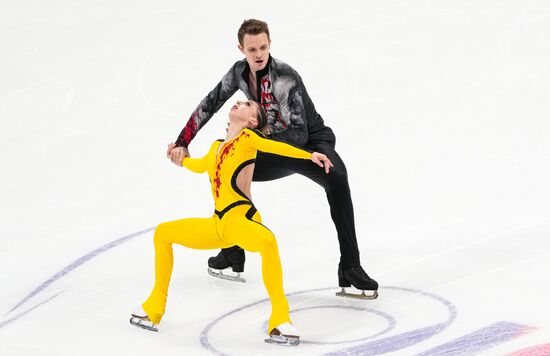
[[1, 1, 550, 355]]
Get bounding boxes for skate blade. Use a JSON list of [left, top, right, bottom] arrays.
[[130, 316, 158, 332], [264, 334, 300, 346], [207, 267, 246, 283], [336, 287, 379, 300]]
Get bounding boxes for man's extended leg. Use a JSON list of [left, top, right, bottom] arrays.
[[254, 147, 361, 267], [207, 148, 378, 294], [253, 146, 378, 294]]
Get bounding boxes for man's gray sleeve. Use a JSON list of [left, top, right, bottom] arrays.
[[175, 64, 239, 148]]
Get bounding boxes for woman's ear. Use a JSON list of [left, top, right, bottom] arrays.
[[248, 117, 258, 128]]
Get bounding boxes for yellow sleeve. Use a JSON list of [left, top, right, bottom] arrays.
[[181, 141, 219, 173], [244, 128, 311, 160]]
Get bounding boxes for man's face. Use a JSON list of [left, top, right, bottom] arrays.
[[228, 100, 259, 128], [238, 33, 271, 73]]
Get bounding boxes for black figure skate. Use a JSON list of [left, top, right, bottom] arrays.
[[207, 245, 246, 283], [336, 265, 379, 300]]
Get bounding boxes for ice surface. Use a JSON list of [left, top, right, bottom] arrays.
[[1, 1, 550, 355]]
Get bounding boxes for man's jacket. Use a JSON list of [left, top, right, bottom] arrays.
[[175, 56, 335, 148]]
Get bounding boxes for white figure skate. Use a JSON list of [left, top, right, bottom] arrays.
[[265, 322, 300, 346], [129, 306, 158, 332]]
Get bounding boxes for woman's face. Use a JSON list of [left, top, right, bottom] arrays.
[[229, 100, 259, 128]]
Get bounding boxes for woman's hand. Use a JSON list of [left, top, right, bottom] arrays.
[[167, 143, 189, 166], [311, 152, 333, 174]]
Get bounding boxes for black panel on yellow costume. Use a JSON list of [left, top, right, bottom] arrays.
[[142, 128, 312, 333]]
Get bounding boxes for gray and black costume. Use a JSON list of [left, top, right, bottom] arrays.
[[175, 56, 364, 270]]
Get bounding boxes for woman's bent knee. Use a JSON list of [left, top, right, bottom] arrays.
[[153, 222, 172, 244]]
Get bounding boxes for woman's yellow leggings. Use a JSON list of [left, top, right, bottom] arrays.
[[142, 204, 291, 334]]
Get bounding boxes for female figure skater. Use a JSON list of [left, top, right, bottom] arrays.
[[130, 99, 333, 346]]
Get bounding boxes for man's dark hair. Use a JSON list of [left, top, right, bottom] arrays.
[[238, 19, 270, 46]]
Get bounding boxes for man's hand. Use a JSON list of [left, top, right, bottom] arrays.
[[311, 152, 333, 174], [166, 143, 189, 166]]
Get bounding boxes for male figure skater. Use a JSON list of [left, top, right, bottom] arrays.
[[167, 19, 378, 298], [131, 100, 333, 346]]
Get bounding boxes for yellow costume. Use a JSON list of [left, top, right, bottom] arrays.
[[143, 128, 312, 333]]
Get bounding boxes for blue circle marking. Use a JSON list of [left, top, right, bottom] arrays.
[[260, 304, 397, 345], [200, 286, 457, 356]]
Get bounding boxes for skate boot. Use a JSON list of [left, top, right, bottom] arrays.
[[207, 245, 246, 283], [265, 322, 300, 346], [129, 306, 158, 332], [336, 265, 379, 300]]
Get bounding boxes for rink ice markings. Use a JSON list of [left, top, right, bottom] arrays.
[[375, 219, 550, 278], [201, 285, 545, 355], [4, 220, 548, 330], [0, 81, 46, 103], [415, 321, 535, 356], [379, 241, 550, 304], [0, 291, 64, 329], [384, 250, 550, 315], [1, 227, 154, 326], [259, 305, 398, 345], [2, 223, 547, 355], [3, 3, 549, 354], [202, 286, 458, 356], [23, 8, 164, 119], [508, 342, 550, 356]]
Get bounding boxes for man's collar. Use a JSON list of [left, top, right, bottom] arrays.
[[242, 55, 272, 82]]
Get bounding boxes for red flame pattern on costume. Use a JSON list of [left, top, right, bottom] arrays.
[[213, 132, 250, 198], [260, 76, 286, 128], [182, 110, 199, 146]]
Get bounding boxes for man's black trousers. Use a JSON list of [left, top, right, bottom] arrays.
[[221, 141, 362, 269]]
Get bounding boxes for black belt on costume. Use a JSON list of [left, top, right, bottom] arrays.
[[214, 200, 257, 220]]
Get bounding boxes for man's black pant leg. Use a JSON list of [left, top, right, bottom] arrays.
[[253, 145, 361, 268]]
